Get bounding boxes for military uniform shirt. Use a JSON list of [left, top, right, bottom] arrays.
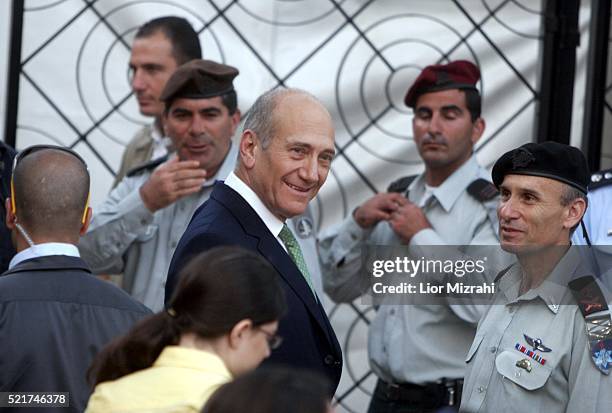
[[320, 155, 511, 384], [460, 248, 612, 412], [79, 145, 238, 311]]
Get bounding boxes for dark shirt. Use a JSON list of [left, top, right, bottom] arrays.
[[0, 142, 16, 273], [0, 255, 152, 412]]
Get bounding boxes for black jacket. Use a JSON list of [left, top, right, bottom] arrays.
[[0, 255, 152, 412], [0, 142, 16, 273], [165, 183, 343, 394]]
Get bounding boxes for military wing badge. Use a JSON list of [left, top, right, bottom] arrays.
[[524, 334, 552, 353]]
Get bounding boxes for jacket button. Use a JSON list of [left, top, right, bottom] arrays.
[[324, 355, 335, 365]]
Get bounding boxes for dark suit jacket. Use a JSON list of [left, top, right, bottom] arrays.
[[0, 142, 16, 273], [0, 255, 152, 412], [165, 182, 342, 393]]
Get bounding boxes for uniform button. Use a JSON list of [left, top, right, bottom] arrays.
[[383, 346, 387, 353], [515, 371, 521, 378], [170, 241, 177, 248], [390, 309, 395, 315], [324, 355, 335, 365], [140, 218, 147, 225], [477, 386, 486, 393], [489, 346, 496, 353], [115, 242, 122, 249]]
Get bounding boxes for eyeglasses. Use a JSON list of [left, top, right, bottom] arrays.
[[11, 145, 90, 224], [256, 327, 283, 350]]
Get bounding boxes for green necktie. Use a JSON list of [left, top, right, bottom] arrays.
[[279, 223, 316, 297]]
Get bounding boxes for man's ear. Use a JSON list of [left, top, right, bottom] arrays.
[[471, 117, 485, 145], [564, 197, 587, 231], [5, 198, 16, 231], [80, 207, 92, 236], [239, 129, 258, 170], [228, 319, 253, 349]]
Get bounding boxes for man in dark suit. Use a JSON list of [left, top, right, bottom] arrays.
[[1, 146, 151, 412], [0, 141, 16, 273], [165, 88, 342, 394]]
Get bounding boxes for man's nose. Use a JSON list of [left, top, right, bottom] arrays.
[[299, 157, 319, 184], [427, 112, 443, 135], [497, 197, 520, 222], [131, 69, 146, 92]]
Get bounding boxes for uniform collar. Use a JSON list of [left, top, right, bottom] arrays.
[[203, 143, 238, 188], [499, 247, 584, 314], [409, 155, 479, 212]]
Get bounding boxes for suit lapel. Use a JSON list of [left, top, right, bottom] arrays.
[[211, 183, 334, 343]]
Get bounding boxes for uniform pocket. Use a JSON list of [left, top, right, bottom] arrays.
[[495, 350, 552, 390], [466, 333, 485, 363]]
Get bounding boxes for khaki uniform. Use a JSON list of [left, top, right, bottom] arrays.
[[320, 156, 512, 384], [461, 248, 612, 412]]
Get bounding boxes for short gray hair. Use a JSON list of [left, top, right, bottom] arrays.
[[242, 88, 319, 148], [559, 183, 588, 235]]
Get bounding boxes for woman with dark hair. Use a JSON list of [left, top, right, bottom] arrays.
[[202, 366, 334, 413], [85, 246, 287, 413]]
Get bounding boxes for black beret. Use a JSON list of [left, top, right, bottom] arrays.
[[492, 141, 590, 194], [160, 59, 239, 104], [404, 60, 480, 108]]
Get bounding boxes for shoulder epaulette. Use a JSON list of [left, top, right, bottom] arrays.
[[387, 175, 418, 193], [589, 168, 612, 191], [467, 178, 499, 202], [494, 264, 514, 283], [126, 154, 169, 178], [568, 275, 612, 375], [569, 275, 609, 316]]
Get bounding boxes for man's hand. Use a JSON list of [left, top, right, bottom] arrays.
[[139, 156, 207, 212], [353, 193, 408, 229], [388, 201, 432, 243]]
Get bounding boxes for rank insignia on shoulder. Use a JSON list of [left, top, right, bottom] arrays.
[[467, 178, 498, 202], [524, 334, 552, 353], [515, 342, 547, 365], [591, 339, 612, 375], [589, 168, 612, 190], [126, 154, 169, 178], [294, 216, 313, 239], [387, 175, 418, 194]]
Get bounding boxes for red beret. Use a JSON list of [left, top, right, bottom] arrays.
[[404, 60, 480, 108]]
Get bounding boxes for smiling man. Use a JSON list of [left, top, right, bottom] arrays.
[[165, 88, 343, 395], [79, 59, 240, 311], [461, 142, 612, 412]]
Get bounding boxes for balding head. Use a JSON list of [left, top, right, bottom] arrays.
[[242, 88, 331, 150], [11, 148, 90, 242], [236, 88, 335, 221]]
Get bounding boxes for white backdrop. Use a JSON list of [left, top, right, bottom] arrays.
[[1, 1, 597, 412]]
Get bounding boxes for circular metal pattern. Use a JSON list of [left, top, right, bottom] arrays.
[[236, 0, 345, 27], [481, 0, 543, 40], [335, 14, 481, 165], [25, 0, 69, 12], [17, 125, 66, 146], [75, 0, 225, 147]]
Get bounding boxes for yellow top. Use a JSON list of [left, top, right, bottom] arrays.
[[85, 346, 232, 413]]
